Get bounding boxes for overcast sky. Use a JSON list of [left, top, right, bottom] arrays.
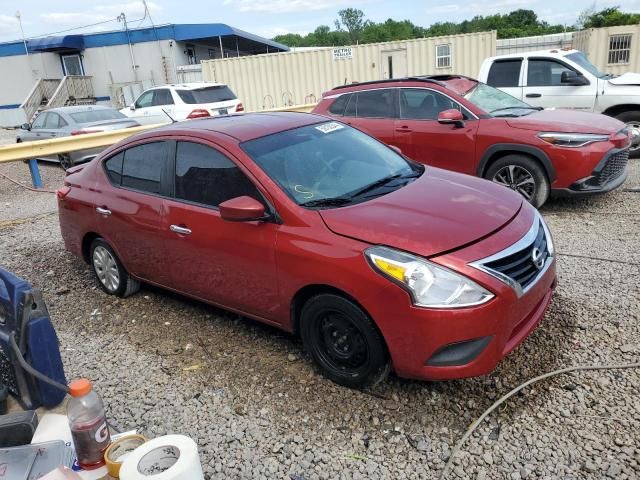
[[1, 0, 639, 42]]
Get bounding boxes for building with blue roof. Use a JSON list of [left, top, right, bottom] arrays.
[[0, 23, 289, 127]]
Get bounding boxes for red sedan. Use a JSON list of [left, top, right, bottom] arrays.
[[313, 76, 632, 207], [58, 113, 556, 388]]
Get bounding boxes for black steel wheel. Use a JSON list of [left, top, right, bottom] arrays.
[[485, 154, 549, 208], [300, 294, 389, 389]]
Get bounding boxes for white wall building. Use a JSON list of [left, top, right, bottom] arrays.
[[0, 23, 288, 127]]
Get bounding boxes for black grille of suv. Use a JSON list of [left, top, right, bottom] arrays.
[[483, 222, 549, 291], [595, 150, 629, 187]]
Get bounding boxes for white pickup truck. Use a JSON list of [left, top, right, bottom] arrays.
[[478, 49, 640, 156]]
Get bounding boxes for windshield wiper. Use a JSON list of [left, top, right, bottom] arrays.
[[490, 106, 543, 114], [348, 171, 420, 199], [300, 197, 354, 208]]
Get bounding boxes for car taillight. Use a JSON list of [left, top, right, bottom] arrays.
[[71, 129, 103, 135], [236, 103, 244, 112], [56, 186, 71, 199], [187, 109, 211, 119]]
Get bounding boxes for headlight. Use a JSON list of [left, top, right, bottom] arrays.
[[538, 132, 609, 148], [365, 246, 494, 308]]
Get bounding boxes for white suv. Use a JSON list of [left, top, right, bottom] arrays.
[[121, 83, 244, 125]]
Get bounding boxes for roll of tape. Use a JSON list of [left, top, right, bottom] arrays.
[[119, 435, 204, 480], [105, 434, 147, 478]]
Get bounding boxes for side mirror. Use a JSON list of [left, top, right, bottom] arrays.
[[130, 103, 136, 111], [20, 123, 31, 131], [438, 109, 465, 128], [219, 196, 268, 222], [561, 70, 589, 86]]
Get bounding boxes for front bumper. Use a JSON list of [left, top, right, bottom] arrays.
[[552, 147, 629, 196], [358, 206, 557, 381]]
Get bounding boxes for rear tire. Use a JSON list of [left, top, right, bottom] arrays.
[[485, 154, 549, 208], [90, 238, 140, 298], [614, 110, 640, 158], [58, 154, 73, 171], [300, 294, 390, 389]]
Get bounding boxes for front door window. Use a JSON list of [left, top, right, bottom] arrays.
[[61, 54, 84, 76]]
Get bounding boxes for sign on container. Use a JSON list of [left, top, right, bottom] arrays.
[[333, 47, 353, 60]]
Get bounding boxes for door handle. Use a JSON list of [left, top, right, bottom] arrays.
[[395, 126, 412, 132], [526, 93, 542, 98], [170, 224, 192, 235], [96, 207, 111, 216]]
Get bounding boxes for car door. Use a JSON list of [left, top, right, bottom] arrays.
[[163, 140, 281, 320], [342, 89, 397, 147], [95, 142, 172, 286], [523, 58, 597, 111], [27, 112, 63, 161], [393, 88, 478, 174], [129, 90, 155, 125], [22, 112, 47, 143], [149, 88, 175, 124], [485, 58, 523, 100]]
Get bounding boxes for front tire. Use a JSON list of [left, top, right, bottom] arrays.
[[90, 238, 140, 298], [614, 110, 640, 158], [485, 154, 549, 208], [300, 294, 390, 389]]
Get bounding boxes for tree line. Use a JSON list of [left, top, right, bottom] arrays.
[[273, 7, 640, 47]]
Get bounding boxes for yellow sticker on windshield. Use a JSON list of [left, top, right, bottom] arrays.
[[315, 122, 345, 134]]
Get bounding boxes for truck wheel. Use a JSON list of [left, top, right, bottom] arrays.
[[614, 111, 640, 158], [485, 154, 549, 208]]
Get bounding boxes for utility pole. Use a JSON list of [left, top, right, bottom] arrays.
[[15, 11, 29, 57], [118, 12, 138, 81]]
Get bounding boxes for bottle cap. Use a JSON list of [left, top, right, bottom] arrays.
[[69, 378, 93, 397]]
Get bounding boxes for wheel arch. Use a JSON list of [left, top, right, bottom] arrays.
[[477, 144, 556, 183], [601, 104, 640, 118], [81, 232, 102, 264]]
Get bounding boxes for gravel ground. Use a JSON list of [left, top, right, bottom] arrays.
[[0, 127, 638, 479]]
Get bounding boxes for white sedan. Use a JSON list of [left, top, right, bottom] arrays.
[[121, 83, 244, 125]]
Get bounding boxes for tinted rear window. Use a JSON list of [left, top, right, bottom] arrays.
[[176, 86, 237, 104], [328, 94, 351, 115], [104, 152, 124, 185], [71, 109, 126, 124], [487, 60, 522, 88]]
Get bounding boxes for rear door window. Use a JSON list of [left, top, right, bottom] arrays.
[[104, 152, 124, 185], [356, 89, 396, 118], [121, 142, 168, 194], [487, 59, 522, 87], [174, 141, 262, 208], [328, 94, 351, 116]]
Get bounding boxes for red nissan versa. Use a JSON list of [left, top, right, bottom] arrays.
[[57, 113, 557, 388], [313, 75, 633, 207]]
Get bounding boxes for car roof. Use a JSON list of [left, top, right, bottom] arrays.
[[147, 82, 226, 91], [328, 75, 479, 97], [485, 48, 580, 62], [147, 112, 329, 142], [46, 105, 115, 114]]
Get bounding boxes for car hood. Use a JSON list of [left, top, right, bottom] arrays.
[[318, 168, 522, 258], [608, 72, 640, 85], [506, 109, 624, 134]]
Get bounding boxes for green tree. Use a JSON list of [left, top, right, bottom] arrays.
[[579, 6, 640, 28], [336, 8, 366, 43]]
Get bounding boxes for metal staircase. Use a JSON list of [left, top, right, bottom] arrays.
[[20, 76, 97, 122]]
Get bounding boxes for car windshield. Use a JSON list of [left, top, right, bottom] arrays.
[[465, 83, 537, 117], [565, 51, 610, 79], [176, 86, 237, 104], [70, 109, 126, 123], [242, 122, 422, 208]]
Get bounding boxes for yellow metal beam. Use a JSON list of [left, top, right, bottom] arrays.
[[0, 103, 318, 165]]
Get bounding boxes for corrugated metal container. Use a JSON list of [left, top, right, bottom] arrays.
[[201, 31, 496, 111], [497, 32, 573, 54], [574, 25, 640, 75]]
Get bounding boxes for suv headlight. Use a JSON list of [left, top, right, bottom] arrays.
[[365, 246, 494, 308], [538, 132, 609, 148]]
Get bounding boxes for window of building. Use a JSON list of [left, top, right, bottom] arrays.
[[186, 44, 197, 65], [356, 89, 396, 118], [121, 142, 167, 194], [399, 89, 460, 120], [527, 59, 575, 87], [487, 59, 522, 88], [104, 152, 124, 185], [328, 94, 351, 116], [174, 142, 261, 208], [608, 34, 632, 65], [436, 44, 452, 68]]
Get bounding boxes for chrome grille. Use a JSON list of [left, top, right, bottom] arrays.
[[595, 150, 628, 187], [470, 217, 553, 297]]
